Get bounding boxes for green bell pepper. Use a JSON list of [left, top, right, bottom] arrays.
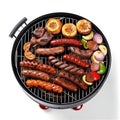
[[97, 62, 106, 74], [81, 38, 87, 49]]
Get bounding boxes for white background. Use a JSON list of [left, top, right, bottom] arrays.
[[0, 0, 119, 120]]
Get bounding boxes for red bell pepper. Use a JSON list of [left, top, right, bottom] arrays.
[[90, 71, 100, 81], [86, 71, 100, 82]]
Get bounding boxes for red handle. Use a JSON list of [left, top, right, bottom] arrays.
[[72, 104, 83, 111], [39, 104, 49, 110]]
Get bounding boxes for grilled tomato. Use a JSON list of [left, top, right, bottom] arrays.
[[46, 18, 62, 34], [62, 23, 77, 38], [76, 19, 92, 35]]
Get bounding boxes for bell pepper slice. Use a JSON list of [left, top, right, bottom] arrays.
[[81, 38, 87, 49], [86, 71, 101, 82], [97, 62, 106, 74]]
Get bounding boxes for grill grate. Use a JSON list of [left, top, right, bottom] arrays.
[[12, 14, 110, 107]]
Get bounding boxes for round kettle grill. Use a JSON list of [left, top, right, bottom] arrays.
[[9, 12, 111, 110]]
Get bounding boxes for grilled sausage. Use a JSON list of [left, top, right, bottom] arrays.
[[36, 46, 64, 56], [31, 31, 53, 46], [63, 54, 90, 68], [53, 77, 78, 92], [58, 71, 87, 90], [69, 47, 93, 58], [50, 38, 82, 47], [48, 56, 84, 75], [20, 60, 56, 75], [26, 79, 63, 93], [21, 70, 50, 81], [79, 81, 88, 90]]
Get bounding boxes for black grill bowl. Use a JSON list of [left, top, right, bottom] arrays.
[[10, 12, 111, 109]]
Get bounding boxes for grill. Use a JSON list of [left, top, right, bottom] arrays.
[[10, 12, 111, 109]]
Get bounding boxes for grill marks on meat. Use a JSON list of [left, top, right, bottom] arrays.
[[48, 56, 84, 75], [58, 71, 88, 90], [21, 27, 91, 93], [36, 46, 64, 56], [53, 77, 78, 92], [20, 60, 56, 75], [21, 70, 50, 81], [50, 38, 82, 47], [69, 47, 93, 58], [32, 27, 45, 38], [63, 54, 90, 68], [26, 79, 63, 93], [30, 27, 53, 46]]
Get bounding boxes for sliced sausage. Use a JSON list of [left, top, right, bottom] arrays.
[[48, 56, 84, 75]]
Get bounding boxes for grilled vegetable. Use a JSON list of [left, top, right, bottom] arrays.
[[86, 71, 100, 82], [46, 18, 62, 34], [76, 19, 92, 35], [93, 33, 103, 44], [62, 23, 77, 37], [24, 51, 35, 60], [94, 50, 105, 61], [81, 38, 87, 49], [97, 62, 106, 74], [82, 75, 93, 85], [91, 50, 105, 63], [99, 45, 107, 55], [23, 42, 31, 51], [91, 52, 100, 63], [90, 62, 100, 71], [82, 31, 94, 40]]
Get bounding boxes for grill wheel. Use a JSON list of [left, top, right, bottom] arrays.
[[10, 12, 111, 109]]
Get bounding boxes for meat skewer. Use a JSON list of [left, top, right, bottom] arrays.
[[26, 79, 63, 93], [48, 56, 84, 75], [21, 70, 50, 81], [20, 60, 56, 75]]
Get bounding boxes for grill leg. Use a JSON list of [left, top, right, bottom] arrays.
[[72, 104, 83, 111], [39, 104, 49, 110]]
